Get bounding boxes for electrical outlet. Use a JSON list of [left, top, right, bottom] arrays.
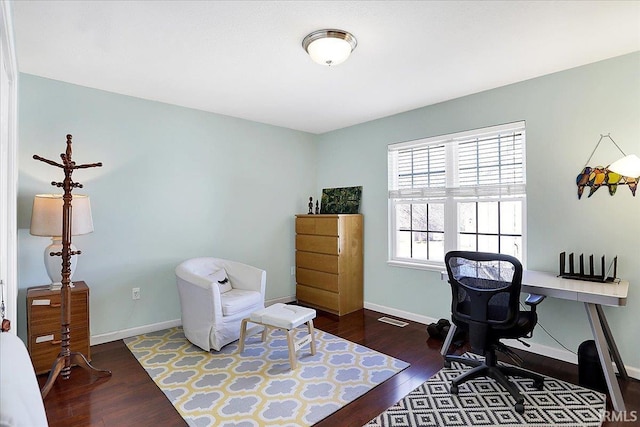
[[132, 287, 140, 300], [291, 266, 295, 276]]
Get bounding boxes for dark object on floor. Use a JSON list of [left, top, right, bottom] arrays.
[[578, 340, 607, 393], [426, 318, 450, 339], [426, 318, 467, 346]]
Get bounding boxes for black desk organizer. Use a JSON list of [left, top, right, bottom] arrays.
[[559, 251, 618, 283]]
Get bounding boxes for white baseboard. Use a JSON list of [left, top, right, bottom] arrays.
[[267, 295, 297, 305], [624, 365, 640, 380], [91, 318, 182, 345], [500, 339, 640, 380], [90, 296, 297, 346], [364, 301, 640, 380], [90, 297, 640, 380], [502, 338, 578, 365]]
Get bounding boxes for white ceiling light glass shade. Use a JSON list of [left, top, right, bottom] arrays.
[[608, 154, 640, 178], [302, 29, 357, 66]]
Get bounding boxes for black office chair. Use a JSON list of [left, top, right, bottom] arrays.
[[443, 251, 545, 414]]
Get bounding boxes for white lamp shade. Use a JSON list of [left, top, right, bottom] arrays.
[[30, 194, 94, 237], [608, 154, 640, 178]]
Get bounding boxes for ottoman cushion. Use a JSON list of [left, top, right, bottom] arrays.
[[250, 303, 316, 329]]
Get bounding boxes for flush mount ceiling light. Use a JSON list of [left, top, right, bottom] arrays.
[[302, 29, 357, 66]]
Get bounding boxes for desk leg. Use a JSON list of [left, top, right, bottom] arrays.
[[595, 304, 628, 381], [585, 303, 626, 412], [440, 323, 457, 357]]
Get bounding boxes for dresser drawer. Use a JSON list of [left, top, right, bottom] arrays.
[[296, 251, 339, 274], [296, 267, 339, 292], [296, 235, 339, 255], [296, 284, 339, 313], [296, 216, 338, 236]]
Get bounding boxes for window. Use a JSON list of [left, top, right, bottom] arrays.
[[388, 122, 526, 269]]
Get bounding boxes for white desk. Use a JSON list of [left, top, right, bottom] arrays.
[[520, 270, 628, 307], [440, 269, 629, 412]]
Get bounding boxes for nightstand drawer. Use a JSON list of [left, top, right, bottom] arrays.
[[29, 292, 88, 334], [30, 328, 90, 375], [27, 282, 91, 375]]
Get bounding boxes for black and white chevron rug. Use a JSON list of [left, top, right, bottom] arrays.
[[365, 354, 605, 427]]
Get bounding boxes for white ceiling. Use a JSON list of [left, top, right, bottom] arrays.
[[12, 1, 640, 134]]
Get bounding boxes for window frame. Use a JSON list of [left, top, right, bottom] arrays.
[[387, 122, 527, 271]]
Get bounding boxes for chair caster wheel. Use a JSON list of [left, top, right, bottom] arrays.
[[450, 384, 458, 395], [515, 402, 525, 414], [533, 379, 544, 390], [444, 360, 451, 369]]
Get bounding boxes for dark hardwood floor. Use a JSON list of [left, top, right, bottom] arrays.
[[38, 308, 639, 426]]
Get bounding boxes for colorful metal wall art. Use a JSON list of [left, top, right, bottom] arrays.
[[576, 134, 639, 199], [576, 166, 637, 199]]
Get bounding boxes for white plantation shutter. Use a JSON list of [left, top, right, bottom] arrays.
[[389, 144, 446, 198], [453, 129, 525, 197], [388, 122, 526, 268], [389, 122, 526, 199]]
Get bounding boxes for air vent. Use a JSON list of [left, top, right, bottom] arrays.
[[378, 317, 408, 327]]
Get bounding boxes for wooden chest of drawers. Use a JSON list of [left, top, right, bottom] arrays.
[[27, 281, 90, 375], [295, 214, 363, 316]]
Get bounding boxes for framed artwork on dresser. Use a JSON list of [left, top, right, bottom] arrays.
[[320, 186, 362, 214]]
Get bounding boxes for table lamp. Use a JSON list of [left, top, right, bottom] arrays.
[[29, 194, 93, 290]]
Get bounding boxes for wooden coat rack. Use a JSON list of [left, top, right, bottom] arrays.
[[35, 134, 111, 398]]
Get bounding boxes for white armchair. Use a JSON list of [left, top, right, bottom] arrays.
[[175, 257, 266, 351]]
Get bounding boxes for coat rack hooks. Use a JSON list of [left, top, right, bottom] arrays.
[[34, 134, 111, 399]]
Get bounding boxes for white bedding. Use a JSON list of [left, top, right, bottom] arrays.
[[0, 332, 48, 427]]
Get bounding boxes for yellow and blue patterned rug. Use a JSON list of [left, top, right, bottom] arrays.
[[125, 326, 409, 427]]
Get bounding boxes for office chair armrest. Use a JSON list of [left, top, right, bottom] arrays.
[[525, 293, 546, 312]]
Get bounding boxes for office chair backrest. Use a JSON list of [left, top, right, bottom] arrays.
[[445, 251, 523, 355]]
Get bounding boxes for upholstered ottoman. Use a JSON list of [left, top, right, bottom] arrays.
[[238, 303, 316, 369]]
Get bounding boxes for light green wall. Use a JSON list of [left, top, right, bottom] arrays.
[[17, 53, 640, 373], [315, 52, 640, 371], [17, 74, 316, 340]]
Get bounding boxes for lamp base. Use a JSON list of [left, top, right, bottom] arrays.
[[44, 237, 79, 288]]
